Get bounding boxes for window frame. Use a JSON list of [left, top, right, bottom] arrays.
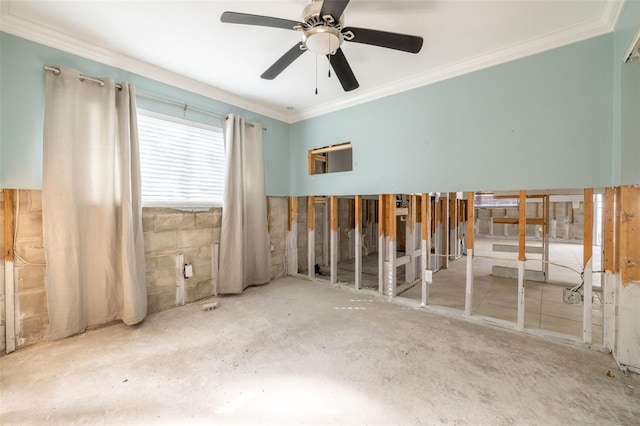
[[137, 109, 225, 211]]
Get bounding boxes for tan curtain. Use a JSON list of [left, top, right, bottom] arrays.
[[218, 115, 271, 294], [42, 67, 147, 340]]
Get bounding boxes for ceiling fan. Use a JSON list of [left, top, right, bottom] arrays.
[[221, 0, 423, 92]]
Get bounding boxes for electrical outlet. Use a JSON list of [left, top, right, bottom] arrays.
[[184, 263, 193, 279], [424, 270, 433, 284], [563, 288, 582, 304]]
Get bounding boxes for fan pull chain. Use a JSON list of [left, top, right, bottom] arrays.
[[328, 54, 331, 78], [315, 54, 318, 95]]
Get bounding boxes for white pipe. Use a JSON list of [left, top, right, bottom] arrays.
[[517, 260, 525, 329], [355, 227, 362, 290], [421, 239, 428, 306], [4, 260, 15, 353], [583, 257, 593, 344], [176, 253, 185, 306], [308, 230, 315, 280], [603, 270, 616, 350], [212, 244, 219, 296], [378, 234, 385, 294], [330, 229, 338, 285], [465, 249, 473, 316]]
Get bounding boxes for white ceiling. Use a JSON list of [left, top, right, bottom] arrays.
[[0, 1, 624, 123]]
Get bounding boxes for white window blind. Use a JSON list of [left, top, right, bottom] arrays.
[[137, 110, 225, 209]]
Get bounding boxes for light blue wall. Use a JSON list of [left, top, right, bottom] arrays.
[[290, 35, 614, 196], [614, 0, 640, 185], [0, 33, 290, 195]]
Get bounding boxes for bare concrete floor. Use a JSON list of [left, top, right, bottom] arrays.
[[1, 277, 638, 425]]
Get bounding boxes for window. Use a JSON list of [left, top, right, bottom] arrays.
[[308, 142, 353, 175], [137, 110, 225, 209]]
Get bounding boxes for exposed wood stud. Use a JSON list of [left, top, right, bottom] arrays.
[[583, 188, 594, 344], [355, 195, 362, 290], [307, 196, 315, 280], [307, 197, 315, 231], [518, 190, 526, 262], [378, 195, 386, 294], [4, 189, 14, 261], [330, 195, 338, 284], [442, 194, 449, 269], [426, 195, 433, 270], [615, 187, 621, 274], [604, 187, 615, 272], [288, 197, 298, 231], [620, 186, 640, 284], [465, 192, 475, 316], [4, 189, 16, 353], [584, 188, 594, 269], [467, 192, 474, 252], [330, 196, 339, 231], [421, 194, 428, 241], [517, 190, 526, 329]]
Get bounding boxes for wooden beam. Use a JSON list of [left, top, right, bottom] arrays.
[[517, 190, 526, 329], [378, 194, 386, 294], [465, 192, 475, 316], [355, 195, 362, 290], [583, 188, 594, 344], [288, 197, 298, 231], [387, 195, 395, 242], [308, 151, 314, 175], [604, 187, 615, 272], [4, 189, 14, 261], [584, 188, 594, 268], [615, 187, 621, 274], [518, 190, 526, 262], [330, 195, 339, 232], [620, 186, 640, 284], [4, 189, 15, 353], [442, 194, 449, 269], [492, 217, 544, 225], [330, 196, 339, 284], [307, 196, 315, 280], [307, 196, 315, 231], [421, 193, 429, 306], [467, 192, 474, 251], [287, 197, 298, 276]]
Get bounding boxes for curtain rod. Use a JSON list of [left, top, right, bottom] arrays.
[[44, 65, 122, 89], [43, 65, 266, 131]]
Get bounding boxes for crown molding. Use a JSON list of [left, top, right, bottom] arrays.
[[290, 7, 624, 122], [0, 2, 291, 123], [602, 0, 626, 31], [1, 0, 627, 125]]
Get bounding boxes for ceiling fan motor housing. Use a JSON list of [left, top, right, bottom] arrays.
[[301, 0, 345, 55]]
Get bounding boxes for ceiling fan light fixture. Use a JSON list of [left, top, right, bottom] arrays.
[[303, 26, 342, 55]]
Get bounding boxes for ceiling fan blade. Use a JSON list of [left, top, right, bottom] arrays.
[[320, 0, 351, 21], [261, 44, 307, 80], [327, 48, 359, 92], [343, 26, 423, 54], [221, 11, 302, 30]]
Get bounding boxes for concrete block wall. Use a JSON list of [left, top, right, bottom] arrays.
[[142, 207, 219, 313], [1, 191, 286, 351], [268, 197, 287, 280]]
